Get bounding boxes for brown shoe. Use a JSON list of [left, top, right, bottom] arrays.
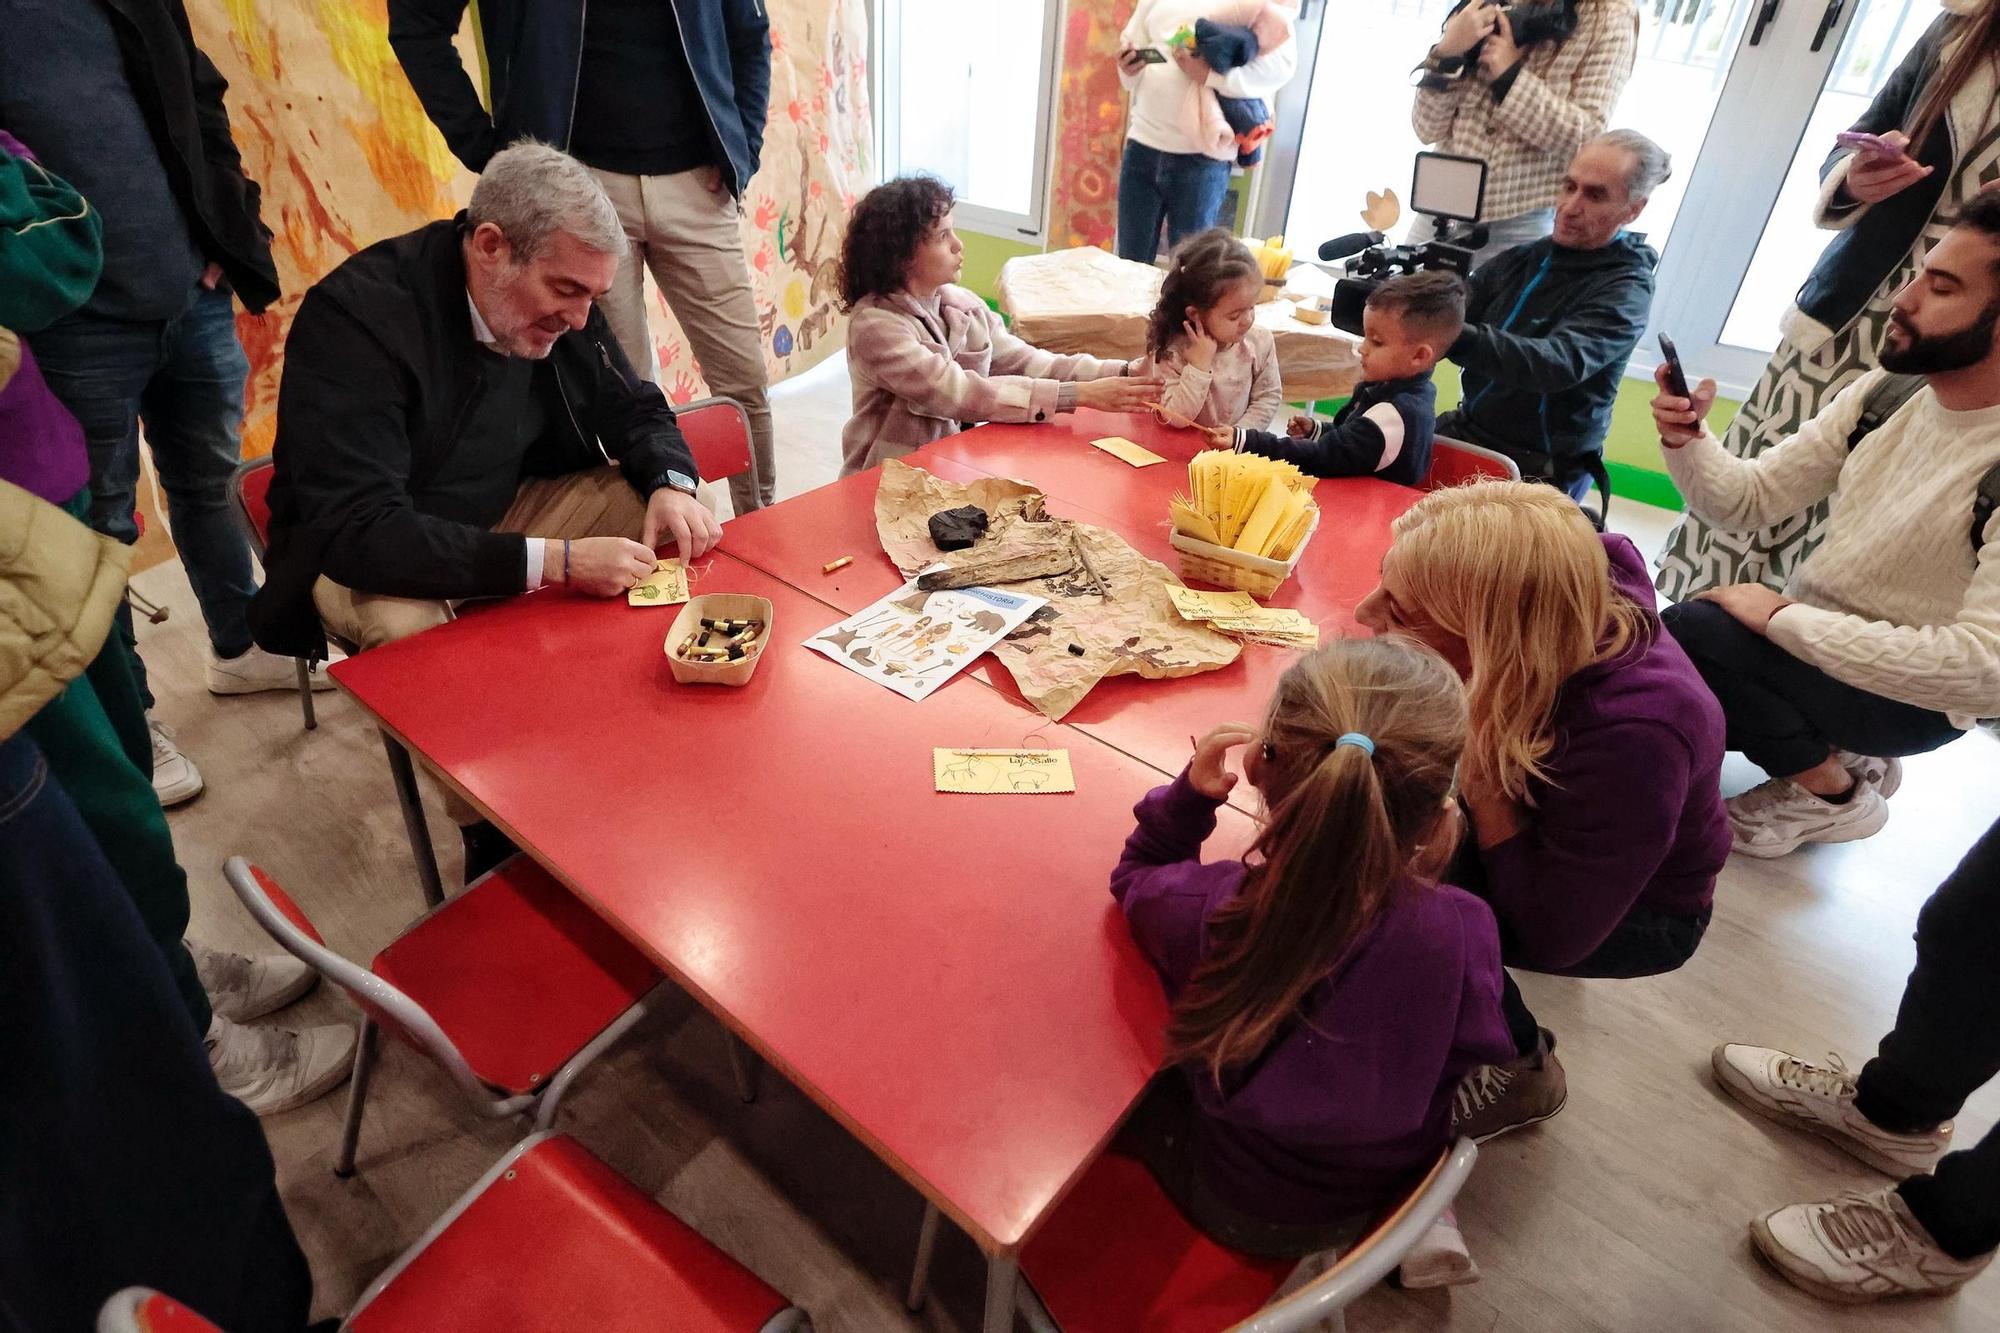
[[1452, 1029, 1567, 1142]]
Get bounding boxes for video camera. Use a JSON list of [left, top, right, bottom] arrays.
[[1415, 0, 1580, 90], [1319, 152, 1488, 336]]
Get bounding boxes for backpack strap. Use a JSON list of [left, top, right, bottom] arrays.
[[1845, 372, 1926, 452], [1976, 460, 2000, 561]]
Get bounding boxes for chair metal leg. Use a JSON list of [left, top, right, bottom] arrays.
[[983, 1252, 1020, 1333], [295, 658, 317, 730], [381, 732, 445, 909], [726, 1030, 758, 1104], [905, 1202, 942, 1311], [334, 1018, 379, 1178]]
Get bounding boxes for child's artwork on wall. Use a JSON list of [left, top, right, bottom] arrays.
[[805, 582, 1046, 702]]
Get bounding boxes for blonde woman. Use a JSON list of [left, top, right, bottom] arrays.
[[1356, 481, 1728, 1141]]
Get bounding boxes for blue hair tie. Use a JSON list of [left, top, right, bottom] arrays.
[[1335, 732, 1375, 757]]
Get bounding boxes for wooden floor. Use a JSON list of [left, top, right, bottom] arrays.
[[141, 354, 2000, 1330]]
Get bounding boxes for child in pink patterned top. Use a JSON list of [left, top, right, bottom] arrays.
[[837, 177, 1161, 476], [1132, 229, 1284, 432]]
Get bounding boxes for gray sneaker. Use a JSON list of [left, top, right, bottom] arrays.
[[1711, 1043, 1950, 1175], [1726, 776, 1888, 858], [1751, 1187, 1992, 1304], [206, 1014, 354, 1116], [1451, 1031, 1567, 1142], [1835, 751, 1903, 798], [193, 940, 318, 1022]]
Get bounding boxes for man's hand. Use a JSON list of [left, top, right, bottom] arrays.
[[1117, 47, 1149, 74], [1170, 44, 1212, 84], [642, 487, 723, 560], [1435, 0, 1499, 57], [1695, 582, 1793, 636], [1844, 131, 1931, 205], [550, 536, 658, 596], [1189, 722, 1259, 799], [696, 165, 726, 195], [1181, 314, 1219, 370], [1651, 364, 1718, 449], [200, 261, 224, 291], [1286, 413, 1317, 438], [1076, 375, 1165, 413], [1476, 11, 1521, 80]]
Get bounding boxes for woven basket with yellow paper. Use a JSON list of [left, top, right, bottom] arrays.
[[1168, 450, 1320, 598]]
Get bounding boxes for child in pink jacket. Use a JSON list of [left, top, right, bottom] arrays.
[[837, 177, 1160, 476], [1131, 228, 1283, 431]]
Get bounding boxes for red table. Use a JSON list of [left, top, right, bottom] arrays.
[[331, 551, 1259, 1331]]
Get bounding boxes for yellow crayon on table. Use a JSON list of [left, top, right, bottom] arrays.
[[823, 556, 854, 574]]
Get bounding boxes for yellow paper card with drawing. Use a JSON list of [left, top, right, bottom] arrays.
[[933, 748, 1077, 795], [627, 559, 690, 607], [1167, 587, 1260, 621], [1089, 436, 1168, 467]]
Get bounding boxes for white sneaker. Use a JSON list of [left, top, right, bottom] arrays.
[[1711, 1044, 1950, 1176], [1398, 1206, 1481, 1289], [206, 1014, 355, 1116], [1836, 751, 1904, 799], [148, 718, 203, 808], [193, 940, 318, 1022], [1751, 1186, 1991, 1304], [1726, 777, 1887, 858], [206, 643, 342, 695]]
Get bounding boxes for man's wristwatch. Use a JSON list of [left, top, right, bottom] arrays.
[[647, 470, 700, 498]]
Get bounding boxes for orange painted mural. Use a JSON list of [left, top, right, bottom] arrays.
[[1049, 0, 1137, 252], [187, 0, 870, 455]]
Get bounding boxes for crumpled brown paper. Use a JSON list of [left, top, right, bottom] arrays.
[[874, 460, 1240, 719]]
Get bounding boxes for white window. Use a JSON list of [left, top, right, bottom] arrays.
[[874, 0, 1064, 240]]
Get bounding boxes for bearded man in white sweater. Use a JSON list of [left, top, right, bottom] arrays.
[[1651, 192, 2000, 858]]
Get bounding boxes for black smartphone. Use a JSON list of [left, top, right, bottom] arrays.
[[1134, 46, 1169, 63], [1657, 334, 1690, 398]]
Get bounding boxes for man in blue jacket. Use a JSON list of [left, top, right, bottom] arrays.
[[1439, 129, 1668, 523], [390, 0, 778, 516]]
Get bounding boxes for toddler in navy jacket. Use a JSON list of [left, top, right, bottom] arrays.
[[1211, 270, 1466, 486]]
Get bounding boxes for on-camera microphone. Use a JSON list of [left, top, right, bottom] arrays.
[[1317, 230, 1384, 262]]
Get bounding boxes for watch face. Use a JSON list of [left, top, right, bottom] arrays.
[[667, 470, 697, 493]]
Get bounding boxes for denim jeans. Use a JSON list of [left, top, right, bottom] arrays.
[[1116, 140, 1233, 263], [32, 282, 260, 696], [1497, 904, 1710, 1054], [1853, 816, 2000, 1259], [1662, 598, 1963, 778], [0, 733, 311, 1329]]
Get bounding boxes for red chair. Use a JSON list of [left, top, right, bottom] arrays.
[[676, 396, 755, 494], [97, 1135, 812, 1333], [224, 855, 668, 1177], [229, 456, 327, 730], [1016, 1139, 1478, 1333], [1420, 434, 1522, 491]]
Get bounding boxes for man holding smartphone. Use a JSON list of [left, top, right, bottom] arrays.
[[1651, 193, 2000, 858]]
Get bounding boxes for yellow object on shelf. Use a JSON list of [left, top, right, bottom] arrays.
[[1253, 235, 1294, 284]]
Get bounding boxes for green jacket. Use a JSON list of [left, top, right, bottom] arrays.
[[0, 132, 103, 333]]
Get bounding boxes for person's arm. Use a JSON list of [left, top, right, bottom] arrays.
[[1485, 0, 1636, 158], [0, 135, 103, 333], [1202, 6, 1296, 98], [387, 0, 502, 172], [1447, 266, 1652, 394], [279, 291, 530, 599], [1109, 769, 1234, 990], [1239, 397, 1411, 477], [1477, 719, 1696, 970], [578, 309, 700, 490], [1657, 371, 1868, 533], [723, 0, 773, 177], [1411, 72, 1469, 146], [1149, 351, 1216, 424], [1116, 3, 1153, 91], [1815, 18, 1943, 229], [1765, 540, 2000, 719], [848, 304, 1070, 424], [1239, 330, 1285, 430]]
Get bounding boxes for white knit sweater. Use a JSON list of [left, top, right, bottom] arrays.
[[1662, 369, 2000, 726]]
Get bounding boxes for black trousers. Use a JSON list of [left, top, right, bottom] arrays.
[[1661, 598, 1962, 777], [1854, 816, 2000, 1260]]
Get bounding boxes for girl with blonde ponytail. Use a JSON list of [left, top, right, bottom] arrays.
[[1110, 637, 1511, 1256], [1357, 480, 1728, 1143]]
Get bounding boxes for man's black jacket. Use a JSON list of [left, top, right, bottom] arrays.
[[1444, 230, 1657, 478], [248, 216, 699, 660], [101, 0, 279, 311], [388, 0, 772, 197]]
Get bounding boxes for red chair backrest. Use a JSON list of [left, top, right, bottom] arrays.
[[234, 457, 277, 550], [1421, 436, 1520, 492], [675, 397, 753, 484]]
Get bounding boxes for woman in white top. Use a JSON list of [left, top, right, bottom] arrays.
[[1115, 0, 1297, 263]]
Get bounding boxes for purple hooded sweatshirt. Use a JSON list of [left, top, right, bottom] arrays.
[[1476, 534, 1731, 970], [1111, 770, 1514, 1226], [0, 129, 89, 505]]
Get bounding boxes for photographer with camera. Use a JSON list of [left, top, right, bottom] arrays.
[[1412, 0, 1637, 267], [1437, 130, 1668, 517]]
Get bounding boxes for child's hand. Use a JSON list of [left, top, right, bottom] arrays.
[[1189, 723, 1258, 800], [1183, 314, 1219, 370], [1286, 413, 1317, 438], [1198, 423, 1235, 450]]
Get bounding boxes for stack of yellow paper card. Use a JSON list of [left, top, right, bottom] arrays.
[[1166, 587, 1261, 621], [1211, 606, 1319, 649], [1170, 450, 1319, 560]]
